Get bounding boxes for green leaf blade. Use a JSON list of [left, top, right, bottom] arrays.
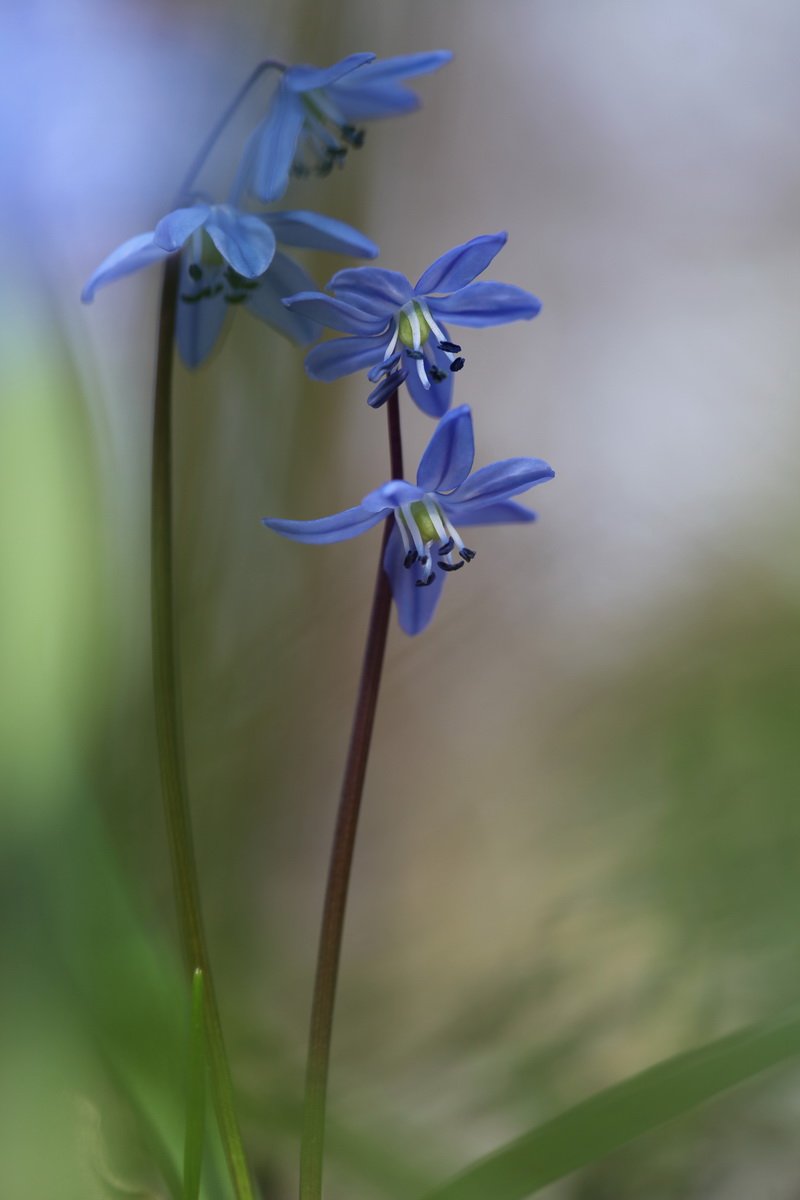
[[422, 1008, 800, 1200]]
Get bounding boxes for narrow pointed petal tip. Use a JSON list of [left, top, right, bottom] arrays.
[[285, 52, 376, 93], [265, 210, 379, 259], [262, 504, 384, 545], [347, 50, 453, 84], [282, 291, 388, 335], [431, 281, 541, 327], [81, 232, 171, 303], [415, 232, 509, 295]]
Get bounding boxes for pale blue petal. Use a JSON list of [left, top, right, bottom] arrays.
[[404, 341, 453, 418], [263, 503, 383, 545], [451, 458, 555, 506], [416, 405, 474, 493], [443, 499, 537, 526], [176, 261, 229, 369], [305, 334, 385, 381], [81, 232, 169, 302], [431, 282, 541, 327], [244, 252, 320, 344], [205, 207, 276, 278], [153, 206, 211, 251], [283, 292, 388, 335], [328, 266, 412, 313], [264, 210, 379, 258], [416, 232, 508, 295], [285, 53, 375, 93], [332, 85, 421, 121], [252, 84, 305, 202], [362, 480, 421, 512], [341, 50, 452, 85], [383, 525, 445, 636]]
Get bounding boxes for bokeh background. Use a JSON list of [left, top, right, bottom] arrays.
[[3, 1, 800, 1196]]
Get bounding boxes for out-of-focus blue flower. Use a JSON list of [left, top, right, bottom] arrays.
[[263, 405, 554, 635], [284, 233, 541, 417], [81, 202, 378, 368], [250, 50, 452, 202]]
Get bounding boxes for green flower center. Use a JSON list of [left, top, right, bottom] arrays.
[[408, 499, 439, 544], [397, 301, 432, 350]]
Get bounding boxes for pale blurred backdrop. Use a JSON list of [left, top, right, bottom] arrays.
[[2, 1, 800, 1197]]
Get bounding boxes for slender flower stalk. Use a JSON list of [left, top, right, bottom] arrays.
[[178, 58, 286, 200], [299, 392, 404, 1200], [152, 255, 255, 1200]]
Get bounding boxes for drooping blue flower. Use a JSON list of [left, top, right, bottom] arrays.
[[283, 233, 541, 417], [250, 50, 452, 202], [263, 405, 554, 635], [81, 202, 379, 368]]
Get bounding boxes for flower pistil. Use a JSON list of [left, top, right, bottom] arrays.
[[395, 497, 475, 586]]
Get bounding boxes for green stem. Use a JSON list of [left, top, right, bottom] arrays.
[[299, 392, 404, 1200], [151, 255, 255, 1200]]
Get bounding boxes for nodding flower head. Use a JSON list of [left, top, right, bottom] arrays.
[[283, 233, 541, 418], [250, 51, 452, 203], [81, 201, 378, 369], [262, 405, 554, 635]]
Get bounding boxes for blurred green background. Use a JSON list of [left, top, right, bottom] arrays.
[[2, 1, 800, 1196]]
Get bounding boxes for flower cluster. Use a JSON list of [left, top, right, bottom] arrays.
[[83, 48, 554, 635], [285, 232, 541, 415], [264, 404, 553, 634], [82, 51, 449, 368]]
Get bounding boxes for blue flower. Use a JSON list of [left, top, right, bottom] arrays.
[[283, 233, 541, 417], [81, 202, 378, 368], [263, 405, 554, 635], [250, 50, 452, 202]]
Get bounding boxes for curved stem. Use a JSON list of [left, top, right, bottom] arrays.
[[177, 58, 285, 200], [152, 256, 255, 1200], [299, 393, 404, 1200]]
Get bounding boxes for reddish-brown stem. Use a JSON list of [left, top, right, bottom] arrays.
[[299, 392, 404, 1200]]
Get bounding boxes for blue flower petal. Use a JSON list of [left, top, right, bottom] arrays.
[[442, 499, 537, 526], [383, 525, 446, 636], [176, 261, 229, 369], [341, 50, 452, 84], [305, 334, 385, 381], [430, 282, 541, 327], [362, 480, 422, 512], [265, 210, 379, 258], [404, 340, 453, 418], [284, 52, 375, 93], [153, 206, 211, 251], [415, 232, 508, 295], [244, 252, 320, 345], [328, 266, 412, 314], [331, 84, 422, 121], [263, 502, 384, 545], [81, 232, 170, 302], [416, 405, 475, 493], [283, 292, 389, 335], [204, 207, 277, 278], [251, 84, 306, 202], [450, 458, 555, 507]]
